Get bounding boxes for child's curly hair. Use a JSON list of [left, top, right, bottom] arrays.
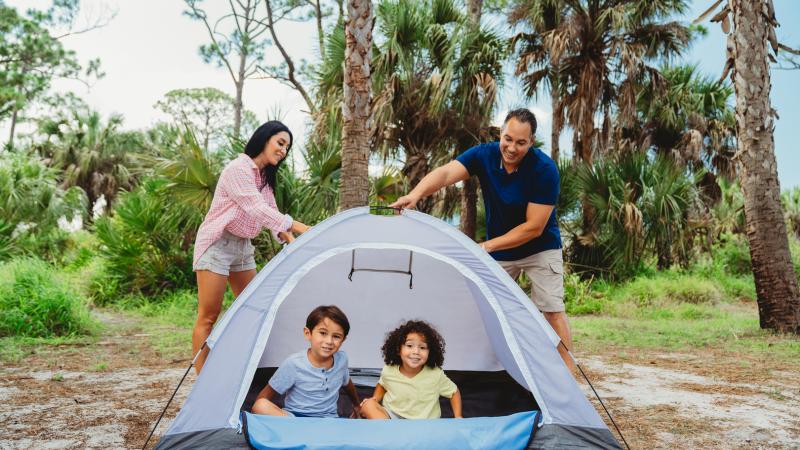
[[381, 320, 446, 368]]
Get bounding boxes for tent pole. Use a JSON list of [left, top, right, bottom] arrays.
[[142, 342, 206, 450], [561, 341, 631, 450]]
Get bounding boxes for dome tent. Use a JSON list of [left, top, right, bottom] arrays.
[[153, 207, 621, 449]]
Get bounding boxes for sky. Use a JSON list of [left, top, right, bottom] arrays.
[[6, 0, 800, 188]]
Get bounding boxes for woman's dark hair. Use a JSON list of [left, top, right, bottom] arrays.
[[306, 305, 350, 337], [381, 320, 445, 368], [244, 120, 293, 190]]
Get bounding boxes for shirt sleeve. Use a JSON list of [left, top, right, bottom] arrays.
[[340, 352, 350, 385], [529, 160, 560, 206], [437, 369, 458, 398], [223, 163, 293, 233], [377, 366, 389, 389], [454, 144, 486, 176], [261, 185, 294, 242], [268, 359, 296, 395]]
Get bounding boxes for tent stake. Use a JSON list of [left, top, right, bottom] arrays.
[[562, 342, 631, 450], [142, 342, 206, 450]]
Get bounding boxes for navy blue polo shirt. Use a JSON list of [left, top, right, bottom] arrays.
[[456, 142, 561, 261]]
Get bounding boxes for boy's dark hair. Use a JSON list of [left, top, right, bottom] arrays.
[[381, 320, 445, 368], [503, 108, 537, 136], [306, 305, 350, 336]]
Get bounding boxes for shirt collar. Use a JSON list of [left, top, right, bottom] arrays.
[[240, 153, 259, 170]]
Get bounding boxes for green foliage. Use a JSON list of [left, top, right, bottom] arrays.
[[611, 273, 722, 308], [34, 108, 140, 217], [782, 187, 800, 240], [563, 274, 606, 315], [0, 1, 103, 144], [0, 151, 86, 261], [93, 178, 202, 301], [155, 87, 258, 150], [711, 233, 751, 276], [568, 152, 698, 278], [0, 258, 95, 337]]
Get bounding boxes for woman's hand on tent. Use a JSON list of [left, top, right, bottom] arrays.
[[278, 231, 295, 243]]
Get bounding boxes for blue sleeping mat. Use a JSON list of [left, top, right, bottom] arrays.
[[243, 411, 539, 450]]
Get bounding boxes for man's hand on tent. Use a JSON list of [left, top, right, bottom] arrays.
[[390, 193, 420, 210]]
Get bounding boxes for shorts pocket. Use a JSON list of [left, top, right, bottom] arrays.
[[548, 261, 563, 274]]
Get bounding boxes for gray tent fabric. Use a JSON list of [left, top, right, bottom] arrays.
[[155, 207, 620, 449]]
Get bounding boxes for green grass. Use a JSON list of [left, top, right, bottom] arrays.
[[0, 335, 98, 363], [113, 289, 235, 359], [0, 258, 98, 338], [566, 261, 800, 361]]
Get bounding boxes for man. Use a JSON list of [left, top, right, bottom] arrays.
[[390, 108, 574, 370]]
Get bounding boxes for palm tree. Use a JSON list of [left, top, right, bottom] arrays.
[[699, 0, 800, 332], [514, 0, 694, 240], [340, 0, 374, 210], [36, 110, 139, 220], [635, 64, 736, 178], [511, 0, 566, 161], [452, 8, 506, 238]]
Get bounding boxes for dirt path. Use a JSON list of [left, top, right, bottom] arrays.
[[1, 312, 798, 449]]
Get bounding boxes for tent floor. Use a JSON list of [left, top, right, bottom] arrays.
[[241, 367, 538, 418]]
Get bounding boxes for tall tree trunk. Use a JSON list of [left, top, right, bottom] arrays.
[[403, 150, 433, 213], [467, 0, 482, 24], [339, 0, 374, 211], [7, 107, 18, 148], [731, 0, 800, 333], [460, 177, 478, 239], [458, 0, 482, 239], [550, 86, 562, 161], [233, 53, 247, 139]]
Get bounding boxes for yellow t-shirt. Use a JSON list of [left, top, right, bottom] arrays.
[[379, 365, 458, 419]]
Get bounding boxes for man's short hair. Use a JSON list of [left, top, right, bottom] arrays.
[[306, 305, 350, 336], [504, 108, 537, 136]]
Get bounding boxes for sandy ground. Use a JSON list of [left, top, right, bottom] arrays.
[[1, 313, 799, 449]]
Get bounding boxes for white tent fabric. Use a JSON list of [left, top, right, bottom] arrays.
[[164, 207, 610, 438]]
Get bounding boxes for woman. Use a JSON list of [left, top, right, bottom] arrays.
[[191, 121, 309, 373]]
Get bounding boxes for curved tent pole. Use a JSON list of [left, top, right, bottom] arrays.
[[141, 342, 206, 450], [562, 341, 631, 450]]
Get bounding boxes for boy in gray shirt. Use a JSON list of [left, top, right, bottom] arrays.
[[252, 305, 361, 417]]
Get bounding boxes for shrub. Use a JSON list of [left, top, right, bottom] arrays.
[[564, 274, 606, 315], [0, 258, 95, 337], [713, 234, 751, 276], [616, 274, 722, 306], [93, 178, 202, 301]]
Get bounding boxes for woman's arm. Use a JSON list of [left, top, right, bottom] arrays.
[[449, 389, 463, 418], [224, 163, 292, 233]]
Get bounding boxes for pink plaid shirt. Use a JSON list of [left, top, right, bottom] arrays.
[[193, 154, 293, 266]]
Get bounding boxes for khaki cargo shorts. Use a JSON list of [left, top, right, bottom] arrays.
[[498, 249, 565, 313], [193, 230, 256, 276]]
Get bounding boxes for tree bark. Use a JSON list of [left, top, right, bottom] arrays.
[[467, 0, 482, 24], [458, 0, 482, 239], [460, 176, 478, 239], [731, 0, 800, 333], [339, 0, 374, 211], [8, 107, 18, 148], [550, 86, 562, 161], [233, 52, 246, 140]]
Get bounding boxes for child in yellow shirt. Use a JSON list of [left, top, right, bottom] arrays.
[[360, 320, 462, 419]]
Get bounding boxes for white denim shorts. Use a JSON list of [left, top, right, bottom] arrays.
[[498, 249, 565, 312], [193, 230, 256, 276]]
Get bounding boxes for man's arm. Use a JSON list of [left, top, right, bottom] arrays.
[[480, 202, 554, 253], [389, 161, 470, 209]]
